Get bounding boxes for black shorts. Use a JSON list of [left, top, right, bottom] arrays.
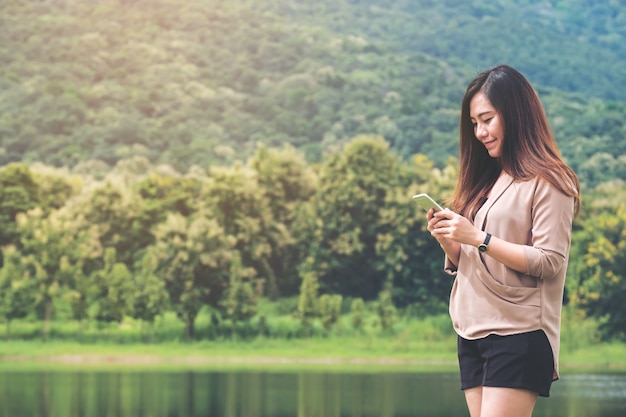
[[457, 330, 555, 397]]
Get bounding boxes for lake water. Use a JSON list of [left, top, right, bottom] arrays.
[[1, 370, 626, 417]]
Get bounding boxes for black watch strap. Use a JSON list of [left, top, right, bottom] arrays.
[[478, 233, 491, 253]]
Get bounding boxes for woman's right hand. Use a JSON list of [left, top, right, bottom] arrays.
[[427, 208, 448, 245], [427, 208, 462, 265]]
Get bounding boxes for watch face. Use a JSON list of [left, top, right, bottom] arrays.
[[478, 244, 487, 253]]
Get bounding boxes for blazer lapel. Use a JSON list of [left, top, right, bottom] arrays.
[[474, 172, 515, 231]]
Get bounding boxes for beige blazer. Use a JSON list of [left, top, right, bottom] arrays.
[[445, 172, 575, 378]]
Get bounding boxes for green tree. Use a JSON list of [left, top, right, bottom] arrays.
[[64, 263, 89, 329], [297, 270, 320, 337], [350, 297, 365, 331], [16, 208, 83, 340], [131, 251, 169, 330], [151, 213, 235, 339], [220, 251, 258, 337], [249, 144, 317, 297], [88, 248, 134, 324], [376, 289, 397, 332], [302, 135, 412, 300], [76, 165, 177, 272], [0, 164, 40, 248], [78, 180, 139, 271], [0, 247, 35, 340], [206, 163, 285, 300], [136, 171, 203, 220], [319, 293, 342, 332], [30, 164, 82, 215], [56, 204, 102, 328], [71, 161, 205, 278], [568, 206, 626, 339]]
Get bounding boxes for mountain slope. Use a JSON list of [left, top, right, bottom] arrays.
[[0, 0, 624, 188]]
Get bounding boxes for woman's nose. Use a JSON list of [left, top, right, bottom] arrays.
[[475, 124, 487, 138]]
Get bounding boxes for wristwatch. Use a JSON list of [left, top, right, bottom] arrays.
[[478, 233, 491, 253]]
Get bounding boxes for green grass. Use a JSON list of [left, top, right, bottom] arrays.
[[560, 342, 626, 373], [0, 332, 457, 363], [0, 309, 459, 371], [1, 303, 625, 373], [1, 336, 626, 373], [0, 335, 459, 373]]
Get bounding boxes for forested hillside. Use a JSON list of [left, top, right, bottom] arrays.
[[1, 0, 625, 188], [278, 0, 626, 100]]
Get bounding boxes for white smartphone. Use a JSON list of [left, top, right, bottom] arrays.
[[412, 193, 444, 212]]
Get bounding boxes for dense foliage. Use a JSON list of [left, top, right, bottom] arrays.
[[1, 0, 625, 340], [279, 0, 626, 101], [0, 141, 455, 339], [0, 142, 624, 341]]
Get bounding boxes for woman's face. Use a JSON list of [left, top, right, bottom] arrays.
[[469, 92, 504, 158]]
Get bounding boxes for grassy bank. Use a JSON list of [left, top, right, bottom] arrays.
[[0, 333, 459, 372], [1, 335, 626, 374], [1, 303, 624, 373]]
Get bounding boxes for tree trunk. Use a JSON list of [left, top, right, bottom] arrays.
[[42, 299, 52, 342], [262, 258, 280, 301], [185, 315, 195, 340]]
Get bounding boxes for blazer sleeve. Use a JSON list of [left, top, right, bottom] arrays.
[[523, 180, 575, 280], [444, 255, 458, 276]]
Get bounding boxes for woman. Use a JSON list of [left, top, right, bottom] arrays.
[[427, 65, 580, 417]]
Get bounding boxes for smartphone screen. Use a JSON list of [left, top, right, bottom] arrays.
[[412, 193, 443, 212]]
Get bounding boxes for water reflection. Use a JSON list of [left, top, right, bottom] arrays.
[[542, 374, 626, 417], [0, 370, 625, 417]]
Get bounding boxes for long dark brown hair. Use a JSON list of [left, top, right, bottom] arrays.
[[451, 65, 580, 219]]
